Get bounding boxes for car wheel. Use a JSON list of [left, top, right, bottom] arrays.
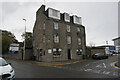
[[106, 56, 108, 59], [99, 57, 102, 60]]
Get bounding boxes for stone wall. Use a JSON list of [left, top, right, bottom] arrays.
[[2, 51, 23, 60], [2, 49, 33, 60]]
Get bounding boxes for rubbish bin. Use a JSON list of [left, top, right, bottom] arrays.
[[82, 54, 86, 59], [86, 55, 89, 59], [82, 54, 89, 59]]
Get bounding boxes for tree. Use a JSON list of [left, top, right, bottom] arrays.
[[2, 36, 12, 53], [21, 32, 33, 48], [1, 30, 18, 53]]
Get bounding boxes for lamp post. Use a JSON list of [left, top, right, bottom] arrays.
[[23, 18, 26, 60]]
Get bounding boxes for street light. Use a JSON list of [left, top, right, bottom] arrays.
[[23, 18, 26, 60]]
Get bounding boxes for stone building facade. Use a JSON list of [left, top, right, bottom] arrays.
[[33, 5, 86, 62]]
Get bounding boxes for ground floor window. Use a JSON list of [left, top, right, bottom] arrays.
[[53, 48, 62, 56], [76, 49, 83, 55]]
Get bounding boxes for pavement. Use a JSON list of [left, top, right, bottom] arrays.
[[6, 55, 120, 78]]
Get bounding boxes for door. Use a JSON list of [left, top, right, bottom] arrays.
[[68, 49, 71, 60]]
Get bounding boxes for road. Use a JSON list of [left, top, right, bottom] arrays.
[[7, 55, 119, 78]]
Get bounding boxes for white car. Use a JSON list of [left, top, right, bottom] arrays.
[[0, 57, 15, 80]]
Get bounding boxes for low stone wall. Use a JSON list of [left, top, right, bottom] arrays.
[[24, 49, 34, 60], [2, 49, 34, 60], [2, 51, 23, 60]]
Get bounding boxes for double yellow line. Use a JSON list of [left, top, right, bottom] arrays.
[[35, 60, 86, 66], [110, 61, 120, 69]]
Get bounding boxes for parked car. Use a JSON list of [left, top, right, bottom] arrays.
[[0, 57, 15, 80], [92, 53, 108, 59]]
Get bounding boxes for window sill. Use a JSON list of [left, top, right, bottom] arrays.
[[77, 54, 82, 56], [53, 55, 61, 57]]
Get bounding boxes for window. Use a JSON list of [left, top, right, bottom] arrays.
[[66, 14, 70, 20], [76, 49, 79, 55], [67, 36, 71, 44], [73, 15, 82, 25], [54, 35, 59, 43], [43, 36, 45, 43], [77, 27, 80, 32], [78, 38, 81, 45], [52, 10, 58, 17], [76, 49, 82, 55], [67, 25, 70, 32], [76, 17, 80, 23], [39, 49, 42, 56], [43, 23, 45, 30], [48, 49, 52, 53], [54, 22, 58, 30], [48, 8, 60, 20], [64, 13, 70, 22], [53, 48, 62, 56]]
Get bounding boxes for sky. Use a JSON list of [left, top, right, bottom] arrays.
[[0, 0, 119, 46]]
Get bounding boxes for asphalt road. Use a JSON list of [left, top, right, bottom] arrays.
[[6, 55, 119, 78], [53, 55, 120, 78]]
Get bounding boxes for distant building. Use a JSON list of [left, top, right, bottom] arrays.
[[97, 45, 115, 55], [86, 47, 105, 58], [9, 43, 19, 54], [33, 5, 86, 62], [112, 37, 120, 53]]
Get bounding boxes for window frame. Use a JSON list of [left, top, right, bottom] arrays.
[[78, 38, 81, 45], [67, 36, 71, 44], [77, 27, 80, 32], [54, 34, 59, 43], [48, 8, 60, 20], [54, 22, 58, 30], [67, 25, 70, 32], [53, 48, 62, 57]]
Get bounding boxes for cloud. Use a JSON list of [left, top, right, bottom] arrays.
[[1, 2, 118, 46]]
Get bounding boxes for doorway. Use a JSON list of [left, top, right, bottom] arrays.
[[68, 49, 71, 60]]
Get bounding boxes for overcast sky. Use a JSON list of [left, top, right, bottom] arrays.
[[0, 0, 119, 46]]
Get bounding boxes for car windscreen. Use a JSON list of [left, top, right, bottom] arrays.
[[0, 58, 8, 66], [94, 53, 101, 55], [94, 53, 104, 55]]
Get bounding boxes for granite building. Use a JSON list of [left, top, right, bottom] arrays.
[[33, 5, 86, 62]]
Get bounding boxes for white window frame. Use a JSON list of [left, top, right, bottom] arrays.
[[64, 13, 70, 22], [48, 8, 60, 20], [54, 35, 59, 43], [78, 38, 81, 45], [53, 48, 62, 57], [43, 23, 45, 30], [77, 27, 80, 32], [54, 22, 58, 30], [43, 36, 45, 43], [67, 25, 70, 32], [73, 15, 82, 25], [67, 36, 71, 44]]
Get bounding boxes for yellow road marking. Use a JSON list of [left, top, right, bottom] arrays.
[[31, 60, 86, 66], [110, 61, 120, 69]]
